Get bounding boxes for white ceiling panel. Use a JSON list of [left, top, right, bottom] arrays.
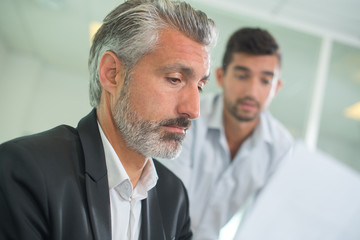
[[222, 0, 284, 12], [278, 0, 360, 40]]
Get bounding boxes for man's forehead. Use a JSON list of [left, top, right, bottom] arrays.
[[154, 30, 211, 75], [230, 53, 280, 69], [231, 52, 278, 61]]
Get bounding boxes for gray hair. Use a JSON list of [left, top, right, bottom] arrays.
[[88, 0, 218, 107]]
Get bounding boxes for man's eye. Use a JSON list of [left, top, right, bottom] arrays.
[[261, 79, 271, 85], [235, 74, 247, 80], [167, 77, 181, 84]]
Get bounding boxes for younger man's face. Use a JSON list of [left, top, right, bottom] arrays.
[[217, 52, 282, 122]]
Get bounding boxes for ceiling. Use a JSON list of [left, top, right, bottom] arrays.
[[204, 0, 360, 43], [0, 0, 359, 75]]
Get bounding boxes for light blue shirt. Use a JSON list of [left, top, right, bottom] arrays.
[[161, 93, 294, 240]]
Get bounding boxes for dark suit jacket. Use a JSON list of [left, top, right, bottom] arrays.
[[0, 109, 192, 240]]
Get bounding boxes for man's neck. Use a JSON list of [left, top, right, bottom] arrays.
[[96, 108, 146, 188], [223, 111, 259, 160]]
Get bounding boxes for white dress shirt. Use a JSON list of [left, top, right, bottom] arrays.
[[160, 93, 294, 240], [98, 123, 158, 240]]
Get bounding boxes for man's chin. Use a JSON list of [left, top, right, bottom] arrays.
[[167, 145, 182, 159], [151, 144, 182, 160], [234, 109, 260, 122]]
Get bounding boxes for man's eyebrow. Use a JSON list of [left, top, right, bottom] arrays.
[[234, 65, 275, 77], [157, 63, 210, 82], [233, 65, 250, 72], [156, 63, 195, 78], [262, 71, 275, 77]]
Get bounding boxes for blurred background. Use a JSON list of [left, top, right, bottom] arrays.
[[2, 0, 359, 170], [0, 0, 359, 238]]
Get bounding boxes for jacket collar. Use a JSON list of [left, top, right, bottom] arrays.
[[77, 109, 111, 240], [77, 109, 164, 240], [141, 187, 166, 240]]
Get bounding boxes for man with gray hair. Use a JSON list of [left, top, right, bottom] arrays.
[[0, 0, 217, 239]]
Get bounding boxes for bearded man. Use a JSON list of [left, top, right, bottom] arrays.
[[0, 0, 217, 239]]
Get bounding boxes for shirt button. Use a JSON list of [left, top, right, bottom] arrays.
[[124, 181, 131, 191], [118, 181, 132, 200]]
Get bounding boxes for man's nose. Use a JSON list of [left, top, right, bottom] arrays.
[[177, 85, 200, 120], [245, 76, 259, 96]]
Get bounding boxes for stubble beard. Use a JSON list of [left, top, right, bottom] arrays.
[[225, 96, 261, 122], [113, 79, 190, 159]]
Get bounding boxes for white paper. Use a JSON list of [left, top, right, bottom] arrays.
[[234, 141, 360, 240]]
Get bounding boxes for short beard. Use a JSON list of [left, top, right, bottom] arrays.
[[113, 76, 190, 159], [225, 96, 260, 122]]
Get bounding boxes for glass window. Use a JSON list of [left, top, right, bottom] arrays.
[[318, 42, 360, 172]]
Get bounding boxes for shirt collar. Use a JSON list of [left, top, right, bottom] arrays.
[[255, 111, 272, 144], [207, 93, 224, 130], [97, 122, 158, 198], [133, 158, 158, 199]]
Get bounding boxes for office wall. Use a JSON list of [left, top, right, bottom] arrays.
[[318, 42, 360, 171], [0, 51, 91, 143], [0, 38, 6, 75]]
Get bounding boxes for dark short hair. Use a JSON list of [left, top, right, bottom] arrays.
[[222, 27, 281, 71]]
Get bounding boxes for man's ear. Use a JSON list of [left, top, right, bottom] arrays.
[[216, 67, 224, 87], [98, 51, 124, 95], [275, 79, 283, 95]]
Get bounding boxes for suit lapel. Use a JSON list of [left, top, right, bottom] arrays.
[[77, 109, 111, 240], [141, 187, 166, 240]]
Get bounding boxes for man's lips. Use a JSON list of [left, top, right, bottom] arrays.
[[236, 97, 260, 112], [240, 101, 257, 111], [163, 125, 188, 134], [159, 116, 191, 134]]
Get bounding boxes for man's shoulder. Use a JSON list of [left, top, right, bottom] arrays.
[[0, 125, 84, 196], [1, 125, 79, 151], [0, 125, 80, 167], [262, 111, 294, 147]]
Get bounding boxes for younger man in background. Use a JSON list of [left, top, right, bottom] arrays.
[[163, 27, 293, 239]]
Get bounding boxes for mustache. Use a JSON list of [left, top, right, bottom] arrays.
[[236, 96, 260, 108], [159, 116, 191, 130]]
